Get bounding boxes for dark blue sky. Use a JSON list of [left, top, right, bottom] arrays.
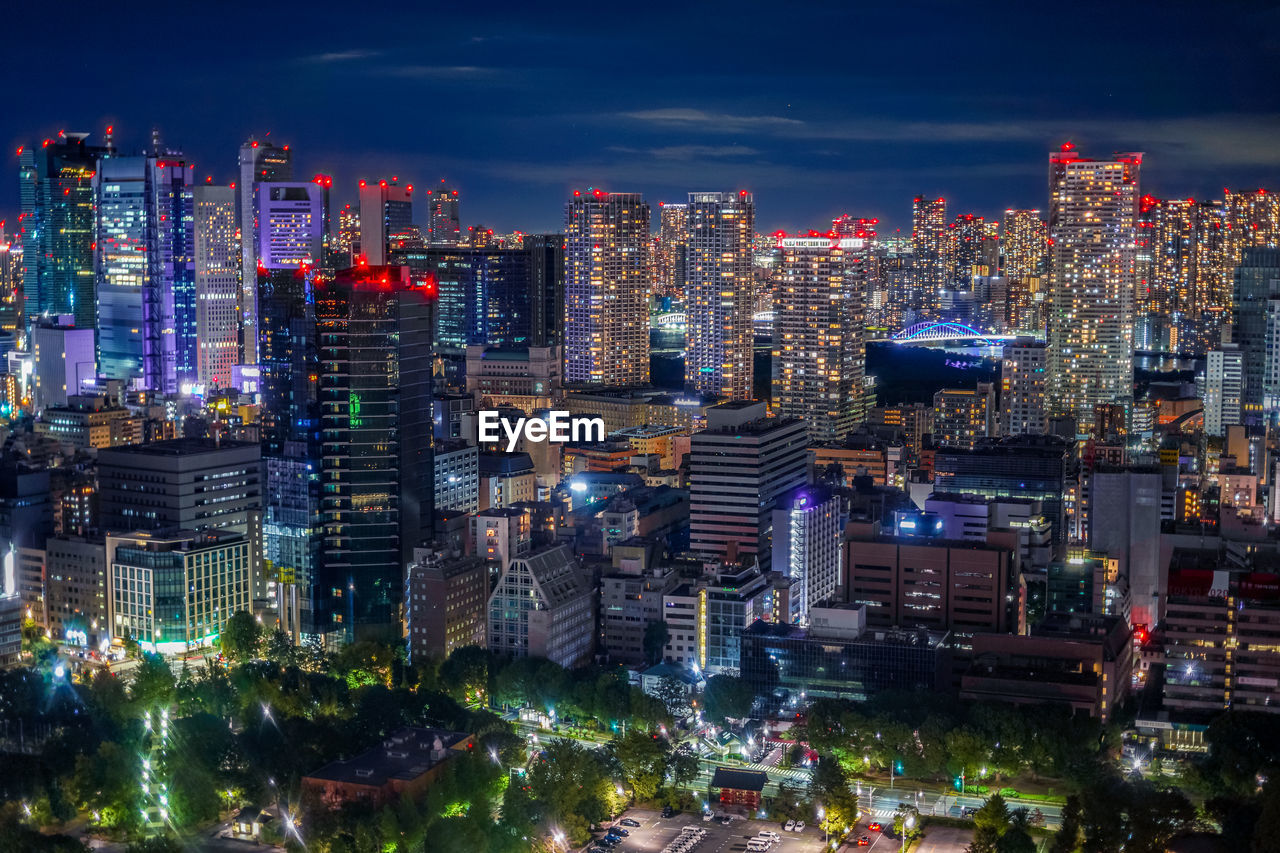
[[8, 1, 1280, 234]]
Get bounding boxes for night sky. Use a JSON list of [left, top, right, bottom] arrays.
[[7, 1, 1280, 234]]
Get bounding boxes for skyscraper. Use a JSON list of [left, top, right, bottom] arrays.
[[943, 213, 988, 289], [238, 137, 292, 367], [1203, 345, 1243, 436], [524, 233, 566, 348], [1046, 145, 1141, 431], [1231, 248, 1280, 421], [192, 185, 239, 387], [773, 234, 868, 440], [93, 145, 195, 394], [933, 384, 995, 449], [20, 133, 111, 331], [315, 265, 435, 639], [656, 202, 688, 297], [359, 178, 414, 265], [1001, 209, 1048, 332], [427, 180, 461, 247], [563, 190, 650, 386], [684, 191, 754, 401], [910, 196, 946, 317]]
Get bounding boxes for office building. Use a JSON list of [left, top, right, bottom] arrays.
[[1000, 339, 1046, 436], [663, 563, 789, 673], [238, 137, 292, 366], [689, 402, 808, 568], [1087, 468, 1162, 629], [1232, 249, 1280, 422], [359, 178, 414, 266], [925, 492, 1054, 573], [32, 315, 95, 411], [772, 486, 842, 623], [44, 536, 107, 649], [426, 180, 461, 247], [405, 548, 487, 662], [684, 192, 754, 401], [600, 562, 679, 665], [192, 185, 239, 387], [434, 439, 479, 514], [106, 529, 250, 654], [470, 507, 531, 571], [1203, 345, 1243, 436], [1046, 146, 1141, 429], [656, 202, 688, 297], [932, 383, 995, 449], [524, 233, 566, 347], [944, 213, 993, 288], [34, 393, 142, 450], [773, 235, 869, 440], [961, 614, 1132, 722], [741, 605, 951, 701], [1162, 555, 1280, 715], [911, 196, 947, 315], [487, 544, 596, 668], [315, 265, 434, 638], [20, 133, 111, 330], [563, 190, 650, 386]]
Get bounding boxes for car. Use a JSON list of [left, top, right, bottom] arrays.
[[703, 811, 713, 822], [609, 828, 629, 837], [681, 826, 701, 835], [662, 806, 675, 818], [784, 820, 796, 831], [962, 807, 978, 817], [793, 821, 805, 832], [600, 838, 620, 848], [620, 818, 640, 827], [857, 837, 871, 846], [717, 816, 732, 825], [868, 822, 883, 832], [760, 831, 781, 841]]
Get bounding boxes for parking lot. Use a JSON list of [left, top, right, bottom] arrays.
[[599, 808, 832, 853]]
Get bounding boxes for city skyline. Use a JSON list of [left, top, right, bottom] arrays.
[[5, 3, 1280, 234]]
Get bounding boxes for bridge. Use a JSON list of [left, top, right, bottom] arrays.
[[872, 321, 1028, 345]]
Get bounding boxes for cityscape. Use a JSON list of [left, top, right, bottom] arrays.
[[2, 5, 1280, 853]]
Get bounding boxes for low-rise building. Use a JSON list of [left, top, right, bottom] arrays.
[[487, 544, 596, 667], [302, 728, 474, 809]]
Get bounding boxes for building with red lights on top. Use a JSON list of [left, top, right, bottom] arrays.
[[684, 191, 754, 402]]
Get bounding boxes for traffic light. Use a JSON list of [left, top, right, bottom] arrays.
[[954, 776, 963, 792]]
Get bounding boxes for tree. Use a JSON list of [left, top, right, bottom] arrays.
[[438, 646, 491, 705], [702, 674, 754, 723], [1254, 780, 1280, 853], [642, 621, 670, 665], [130, 653, 176, 706], [610, 730, 671, 801], [219, 610, 261, 661], [654, 677, 689, 717], [968, 794, 1011, 853], [1049, 795, 1081, 853]]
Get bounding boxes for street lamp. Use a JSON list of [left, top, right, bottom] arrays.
[[901, 815, 915, 853], [817, 805, 826, 843]]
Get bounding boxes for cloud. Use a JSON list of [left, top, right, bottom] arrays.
[[620, 108, 805, 130], [379, 65, 497, 78], [302, 50, 382, 63]]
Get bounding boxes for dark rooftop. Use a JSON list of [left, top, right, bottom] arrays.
[[304, 727, 470, 787], [710, 767, 768, 792]]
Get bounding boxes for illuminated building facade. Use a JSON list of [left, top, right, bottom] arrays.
[[192, 185, 239, 387], [773, 235, 868, 440], [1232, 248, 1280, 421], [684, 191, 754, 401], [1203, 345, 1243, 436], [563, 190, 650, 386], [20, 134, 110, 331], [1000, 209, 1047, 331], [911, 196, 947, 316], [427, 180, 461, 247], [358, 179, 414, 265], [1000, 338, 1046, 436], [771, 486, 842, 623], [0, 222, 21, 337], [656, 202, 688, 297], [1046, 146, 1141, 430], [315, 265, 435, 639], [237, 137, 292, 366], [943, 213, 991, 289], [932, 383, 995, 449]]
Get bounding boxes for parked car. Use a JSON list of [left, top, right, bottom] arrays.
[[609, 828, 629, 837], [620, 818, 640, 827], [793, 821, 805, 832], [703, 811, 713, 822], [784, 820, 796, 832], [662, 806, 675, 818]]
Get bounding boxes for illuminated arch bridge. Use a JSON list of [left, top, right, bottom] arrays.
[[888, 321, 1017, 343]]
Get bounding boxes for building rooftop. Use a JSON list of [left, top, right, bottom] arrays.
[[304, 727, 471, 787], [98, 437, 256, 456], [710, 767, 768, 792]]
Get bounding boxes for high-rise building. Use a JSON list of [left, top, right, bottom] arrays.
[[910, 196, 947, 316], [192, 185, 239, 387], [772, 486, 842, 624], [524, 234, 566, 348], [405, 547, 487, 662], [1000, 209, 1047, 332], [563, 190, 650, 386], [1231, 248, 1280, 423], [773, 235, 869, 440], [1203, 345, 1243, 436], [315, 265, 434, 639], [933, 383, 995, 449], [238, 138, 292, 367], [359, 179, 414, 265], [105, 529, 251, 654], [1087, 468, 1162, 629], [94, 145, 195, 394], [1000, 339, 1047, 436], [426, 180, 461, 247], [20, 133, 112, 331], [684, 191, 755, 401], [487, 543, 596, 668], [1046, 146, 1141, 430], [656, 202, 689, 297], [334, 203, 359, 264], [943, 213, 990, 289], [689, 401, 808, 568], [0, 221, 22, 337], [32, 315, 95, 411]]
